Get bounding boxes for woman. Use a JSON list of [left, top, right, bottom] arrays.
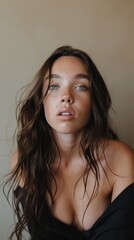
[[4, 46, 134, 239]]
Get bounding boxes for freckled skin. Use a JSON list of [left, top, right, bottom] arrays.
[[43, 56, 92, 135]]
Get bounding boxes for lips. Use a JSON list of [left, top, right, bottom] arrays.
[[57, 108, 74, 116], [57, 108, 75, 119], [59, 112, 72, 116]]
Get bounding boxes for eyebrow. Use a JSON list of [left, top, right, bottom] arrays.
[[74, 73, 90, 80], [45, 73, 90, 81]]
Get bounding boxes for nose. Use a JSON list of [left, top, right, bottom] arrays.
[[61, 96, 73, 104]]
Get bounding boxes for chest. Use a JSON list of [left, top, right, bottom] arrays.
[[46, 166, 112, 231]]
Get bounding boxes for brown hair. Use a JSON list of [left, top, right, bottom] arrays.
[[3, 46, 118, 239]]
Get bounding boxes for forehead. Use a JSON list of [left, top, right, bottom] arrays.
[[50, 56, 88, 75]]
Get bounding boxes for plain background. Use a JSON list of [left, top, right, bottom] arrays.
[[0, 0, 134, 239]]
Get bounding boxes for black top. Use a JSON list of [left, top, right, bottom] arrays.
[[14, 183, 134, 240]]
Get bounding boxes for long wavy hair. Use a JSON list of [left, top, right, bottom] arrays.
[[3, 46, 118, 239]]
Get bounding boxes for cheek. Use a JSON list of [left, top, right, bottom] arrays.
[[82, 97, 92, 118], [83, 96, 92, 109]]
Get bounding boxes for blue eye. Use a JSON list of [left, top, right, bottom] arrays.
[[49, 84, 59, 90], [75, 85, 89, 91]]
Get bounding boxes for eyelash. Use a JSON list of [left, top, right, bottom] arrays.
[[75, 85, 89, 91], [49, 84, 59, 90], [48, 84, 90, 91]]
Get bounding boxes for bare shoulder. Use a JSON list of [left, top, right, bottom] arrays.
[[105, 140, 134, 173], [104, 140, 134, 201]]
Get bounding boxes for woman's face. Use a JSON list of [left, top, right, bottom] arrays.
[[43, 56, 92, 135]]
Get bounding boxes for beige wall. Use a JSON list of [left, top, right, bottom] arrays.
[[0, 0, 134, 239]]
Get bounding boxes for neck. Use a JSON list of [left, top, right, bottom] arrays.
[[53, 131, 82, 164]]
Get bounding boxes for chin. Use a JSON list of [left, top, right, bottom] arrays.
[[53, 127, 84, 135]]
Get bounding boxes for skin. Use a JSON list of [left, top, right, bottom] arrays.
[[42, 57, 134, 230], [43, 56, 91, 136], [11, 56, 134, 231]]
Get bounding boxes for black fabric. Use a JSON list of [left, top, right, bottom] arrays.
[[14, 183, 134, 240]]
